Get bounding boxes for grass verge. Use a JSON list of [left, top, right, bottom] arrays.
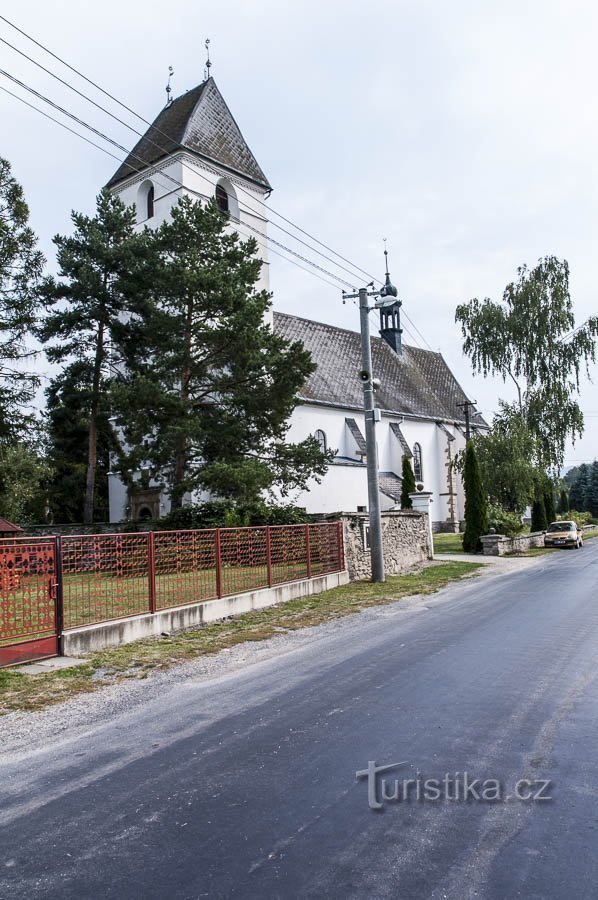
[[0, 560, 481, 717], [432, 532, 464, 554]]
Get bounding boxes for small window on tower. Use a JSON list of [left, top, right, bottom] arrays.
[[147, 184, 155, 219], [216, 184, 229, 216]]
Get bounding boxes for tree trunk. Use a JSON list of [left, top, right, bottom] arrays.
[[170, 300, 193, 511], [83, 321, 104, 524]]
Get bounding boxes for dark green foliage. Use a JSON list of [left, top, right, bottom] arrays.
[[568, 461, 596, 514], [40, 190, 150, 523], [156, 500, 308, 530], [0, 439, 51, 525], [456, 256, 598, 470], [558, 488, 569, 514], [400, 455, 416, 509], [531, 489, 548, 532], [0, 157, 44, 439], [45, 361, 115, 522], [486, 503, 525, 537], [462, 442, 488, 553], [543, 480, 556, 524], [462, 404, 536, 514], [112, 197, 330, 508]]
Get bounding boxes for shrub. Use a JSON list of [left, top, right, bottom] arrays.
[[567, 509, 592, 527], [487, 504, 525, 537], [156, 500, 308, 530]]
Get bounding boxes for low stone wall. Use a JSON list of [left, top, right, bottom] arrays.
[[322, 510, 432, 580], [480, 531, 546, 556]]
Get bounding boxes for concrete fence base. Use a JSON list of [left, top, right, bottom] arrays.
[[62, 570, 349, 656]]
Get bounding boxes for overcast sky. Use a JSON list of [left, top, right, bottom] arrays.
[[1, 0, 597, 467]]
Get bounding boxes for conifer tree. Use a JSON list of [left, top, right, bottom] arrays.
[[0, 157, 44, 438], [558, 488, 569, 515], [543, 479, 556, 525], [462, 441, 488, 553], [40, 190, 150, 523], [531, 489, 548, 532], [400, 455, 416, 509], [112, 196, 329, 508]]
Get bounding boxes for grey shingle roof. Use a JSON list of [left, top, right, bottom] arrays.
[[379, 472, 403, 502], [389, 422, 412, 457], [345, 417, 367, 454], [107, 78, 271, 190], [274, 312, 487, 425]]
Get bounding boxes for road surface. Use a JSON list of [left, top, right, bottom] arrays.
[[2, 544, 598, 898]]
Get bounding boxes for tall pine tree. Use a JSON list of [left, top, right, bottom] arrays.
[[0, 157, 44, 439], [112, 197, 329, 509], [40, 190, 150, 523]]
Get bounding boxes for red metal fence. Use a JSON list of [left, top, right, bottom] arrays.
[[1, 522, 343, 666], [0, 537, 58, 667]]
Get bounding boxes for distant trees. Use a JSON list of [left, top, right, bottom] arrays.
[[568, 461, 598, 517], [456, 257, 598, 471]]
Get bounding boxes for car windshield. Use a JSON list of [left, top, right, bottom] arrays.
[[548, 523, 574, 532]]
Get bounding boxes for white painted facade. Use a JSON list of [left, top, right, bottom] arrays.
[[283, 403, 468, 528]]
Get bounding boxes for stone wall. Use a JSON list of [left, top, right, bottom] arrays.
[[480, 531, 546, 556], [330, 510, 432, 580]]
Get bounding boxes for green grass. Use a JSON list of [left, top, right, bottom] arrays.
[[432, 532, 464, 554], [0, 560, 481, 715]]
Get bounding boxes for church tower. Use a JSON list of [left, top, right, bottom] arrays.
[[106, 76, 272, 302]]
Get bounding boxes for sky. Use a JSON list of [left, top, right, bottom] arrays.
[[1, 0, 597, 467]]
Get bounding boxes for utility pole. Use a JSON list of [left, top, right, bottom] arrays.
[[343, 262, 398, 583], [457, 399, 477, 442]]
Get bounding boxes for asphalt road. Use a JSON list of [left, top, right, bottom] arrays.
[[2, 544, 598, 899]]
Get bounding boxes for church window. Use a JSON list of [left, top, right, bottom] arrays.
[[146, 184, 155, 219], [315, 429, 327, 453], [216, 183, 229, 215], [413, 443, 423, 482]]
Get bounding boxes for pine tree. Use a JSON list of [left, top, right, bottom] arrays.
[[0, 157, 44, 439], [400, 455, 416, 509], [462, 441, 488, 553], [558, 488, 569, 514], [40, 190, 150, 523], [45, 361, 115, 522], [589, 460, 598, 518], [112, 196, 329, 508], [569, 463, 591, 512]]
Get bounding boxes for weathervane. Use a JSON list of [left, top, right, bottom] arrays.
[[204, 38, 212, 81], [165, 66, 174, 106]]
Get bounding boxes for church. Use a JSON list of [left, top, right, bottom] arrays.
[[106, 75, 487, 532]]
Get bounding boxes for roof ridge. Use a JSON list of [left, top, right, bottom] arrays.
[[273, 310, 427, 355]]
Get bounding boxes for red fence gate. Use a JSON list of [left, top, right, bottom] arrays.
[[0, 537, 58, 668]]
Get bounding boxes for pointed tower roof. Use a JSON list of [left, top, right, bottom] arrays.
[[106, 78, 271, 190]]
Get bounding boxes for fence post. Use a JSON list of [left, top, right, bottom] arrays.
[[337, 521, 344, 572], [305, 524, 311, 578], [266, 526, 272, 587], [215, 528, 223, 598], [148, 531, 156, 614], [54, 535, 65, 656]]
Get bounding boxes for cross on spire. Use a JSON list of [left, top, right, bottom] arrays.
[[204, 38, 212, 81]]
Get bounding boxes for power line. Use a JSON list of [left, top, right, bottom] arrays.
[[0, 14, 434, 348], [0, 68, 358, 290]]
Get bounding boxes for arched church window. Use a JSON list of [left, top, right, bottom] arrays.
[[314, 429, 327, 453], [413, 443, 423, 482], [216, 184, 229, 215], [146, 184, 155, 219]]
